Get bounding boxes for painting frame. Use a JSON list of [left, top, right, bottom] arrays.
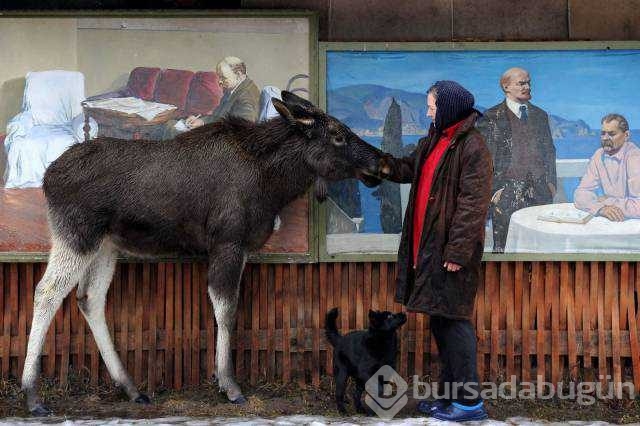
[[319, 41, 640, 262], [0, 10, 319, 264]]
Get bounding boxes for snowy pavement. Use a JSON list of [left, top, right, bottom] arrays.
[[0, 416, 624, 425]]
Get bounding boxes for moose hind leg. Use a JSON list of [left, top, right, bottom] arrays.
[[22, 236, 94, 415], [76, 240, 148, 403], [207, 243, 247, 404]]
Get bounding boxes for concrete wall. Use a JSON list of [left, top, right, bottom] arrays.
[[242, 0, 640, 42]]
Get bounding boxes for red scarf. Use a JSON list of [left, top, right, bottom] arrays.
[[412, 119, 466, 268]]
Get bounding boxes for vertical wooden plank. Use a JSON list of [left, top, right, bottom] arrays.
[[589, 262, 600, 378], [340, 264, 349, 333], [141, 262, 155, 392], [59, 293, 71, 386], [370, 263, 379, 311], [146, 264, 156, 392], [164, 263, 175, 389], [268, 265, 277, 382], [282, 264, 293, 383], [596, 263, 606, 385], [181, 264, 192, 386], [486, 262, 499, 381], [608, 262, 622, 393], [325, 263, 334, 376], [355, 263, 364, 330], [533, 262, 545, 383], [318, 263, 327, 381], [17, 265, 29, 381], [297, 264, 307, 387], [274, 264, 283, 381], [475, 263, 486, 382], [311, 264, 320, 387], [574, 261, 584, 378], [549, 262, 560, 386], [504, 262, 515, 382], [581, 262, 592, 372], [199, 262, 212, 384], [0, 264, 5, 377], [149, 263, 161, 392], [155, 263, 165, 387], [379, 263, 388, 312], [259, 264, 268, 381], [13, 263, 22, 371], [628, 264, 640, 388], [250, 265, 260, 386], [520, 262, 531, 382], [363, 262, 372, 318], [132, 264, 144, 386], [6, 265, 19, 378], [191, 263, 200, 386], [512, 262, 523, 382], [562, 262, 578, 381], [304, 264, 313, 385], [174, 263, 183, 389], [348, 263, 356, 332]]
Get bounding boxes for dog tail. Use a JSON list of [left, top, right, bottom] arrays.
[[325, 307, 341, 347]]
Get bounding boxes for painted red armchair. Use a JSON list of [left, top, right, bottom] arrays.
[[84, 67, 223, 140]]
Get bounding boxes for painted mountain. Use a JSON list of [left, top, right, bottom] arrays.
[[329, 84, 600, 139], [328, 84, 429, 135]]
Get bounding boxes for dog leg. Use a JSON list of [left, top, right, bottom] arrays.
[[22, 237, 93, 415], [207, 243, 247, 404], [353, 380, 367, 414], [334, 365, 348, 414], [76, 240, 147, 403]]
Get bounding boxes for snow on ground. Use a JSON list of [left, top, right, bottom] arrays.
[[0, 416, 623, 425]]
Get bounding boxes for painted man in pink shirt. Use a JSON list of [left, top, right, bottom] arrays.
[[574, 113, 640, 221]]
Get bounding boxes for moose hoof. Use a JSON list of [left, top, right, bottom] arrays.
[[134, 394, 151, 404], [29, 403, 52, 417], [231, 395, 247, 405]]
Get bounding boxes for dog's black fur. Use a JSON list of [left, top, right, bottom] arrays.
[[325, 307, 407, 414]]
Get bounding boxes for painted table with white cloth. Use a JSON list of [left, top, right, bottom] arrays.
[[504, 203, 640, 253]]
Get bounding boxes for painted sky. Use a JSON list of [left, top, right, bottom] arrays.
[[327, 50, 640, 130]]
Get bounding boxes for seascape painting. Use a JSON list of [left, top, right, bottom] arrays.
[[324, 47, 640, 255]]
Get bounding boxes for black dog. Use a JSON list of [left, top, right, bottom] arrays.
[[325, 307, 407, 414]]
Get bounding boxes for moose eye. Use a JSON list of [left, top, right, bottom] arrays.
[[332, 135, 346, 147]]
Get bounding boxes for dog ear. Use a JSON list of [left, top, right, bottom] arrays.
[[368, 309, 375, 320]]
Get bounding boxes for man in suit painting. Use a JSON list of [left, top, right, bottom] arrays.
[[163, 56, 260, 139], [477, 67, 557, 252]]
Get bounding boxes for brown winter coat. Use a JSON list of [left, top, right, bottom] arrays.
[[385, 111, 493, 320]]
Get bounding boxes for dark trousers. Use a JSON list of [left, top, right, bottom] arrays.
[[491, 177, 553, 252], [430, 315, 481, 405]]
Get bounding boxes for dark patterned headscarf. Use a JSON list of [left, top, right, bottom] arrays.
[[429, 80, 476, 131]]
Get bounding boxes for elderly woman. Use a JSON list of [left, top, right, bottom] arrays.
[[382, 80, 493, 422]]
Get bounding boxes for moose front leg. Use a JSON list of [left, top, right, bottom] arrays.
[[207, 242, 247, 404]]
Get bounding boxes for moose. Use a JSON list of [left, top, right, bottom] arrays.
[[21, 91, 391, 415]]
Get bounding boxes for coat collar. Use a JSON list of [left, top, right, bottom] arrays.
[[447, 110, 481, 147]]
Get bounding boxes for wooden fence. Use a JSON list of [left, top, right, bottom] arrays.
[[1, 261, 639, 391]]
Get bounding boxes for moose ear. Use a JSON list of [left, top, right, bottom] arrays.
[[273, 97, 316, 130], [273, 98, 295, 122], [281, 90, 318, 112]]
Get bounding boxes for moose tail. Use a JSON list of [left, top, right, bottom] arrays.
[[325, 307, 341, 347]]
